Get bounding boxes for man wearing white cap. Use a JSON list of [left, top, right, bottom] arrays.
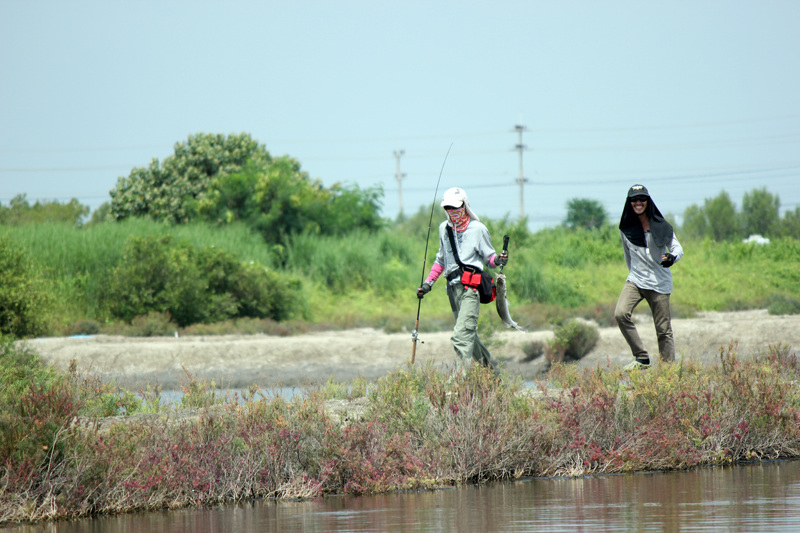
[[416, 187, 508, 372]]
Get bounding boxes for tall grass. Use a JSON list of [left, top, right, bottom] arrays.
[[1, 220, 279, 326], [677, 237, 800, 311], [509, 227, 800, 314], [3, 219, 800, 333], [284, 227, 462, 328]]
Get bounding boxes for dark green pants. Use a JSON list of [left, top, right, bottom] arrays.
[[448, 284, 493, 372]]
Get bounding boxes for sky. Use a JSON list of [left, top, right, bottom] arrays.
[[2, 0, 799, 232]]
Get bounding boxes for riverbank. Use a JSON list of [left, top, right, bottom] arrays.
[[2, 347, 799, 525]]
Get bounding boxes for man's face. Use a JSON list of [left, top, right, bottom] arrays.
[[630, 196, 648, 215]]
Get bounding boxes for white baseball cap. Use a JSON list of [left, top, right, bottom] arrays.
[[440, 187, 479, 221]]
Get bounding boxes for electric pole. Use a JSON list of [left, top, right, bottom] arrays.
[[514, 124, 528, 219], [394, 149, 406, 218]]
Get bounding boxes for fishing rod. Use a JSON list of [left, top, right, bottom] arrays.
[[411, 143, 453, 364]]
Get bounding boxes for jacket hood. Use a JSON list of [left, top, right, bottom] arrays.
[[619, 189, 673, 248]]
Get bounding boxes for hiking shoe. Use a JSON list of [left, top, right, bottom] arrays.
[[623, 360, 651, 371]]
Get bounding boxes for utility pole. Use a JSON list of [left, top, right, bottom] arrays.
[[513, 124, 528, 219], [394, 149, 406, 218]]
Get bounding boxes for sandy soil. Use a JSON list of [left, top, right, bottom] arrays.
[[23, 309, 800, 391]]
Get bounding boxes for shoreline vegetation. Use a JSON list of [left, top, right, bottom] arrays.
[[1, 151, 799, 525], [2, 338, 799, 525]]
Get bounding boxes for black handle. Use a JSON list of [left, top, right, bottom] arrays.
[[502, 235, 509, 254]]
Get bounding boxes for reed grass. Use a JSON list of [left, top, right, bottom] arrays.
[[1, 220, 278, 328], [2, 219, 799, 334]]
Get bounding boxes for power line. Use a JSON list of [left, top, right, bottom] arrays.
[[266, 113, 800, 144], [391, 170, 800, 194], [0, 165, 132, 173], [525, 113, 800, 133], [2, 112, 798, 157], [0, 145, 167, 154]]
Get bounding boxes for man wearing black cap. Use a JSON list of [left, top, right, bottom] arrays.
[[615, 184, 684, 370]]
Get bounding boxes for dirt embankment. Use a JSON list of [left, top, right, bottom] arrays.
[[23, 309, 800, 391]]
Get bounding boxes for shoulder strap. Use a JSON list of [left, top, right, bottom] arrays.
[[446, 225, 469, 270]]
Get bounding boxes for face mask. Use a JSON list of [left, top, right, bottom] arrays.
[[447, 206, 470, 232]]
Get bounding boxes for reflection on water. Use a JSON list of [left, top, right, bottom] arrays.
[[154, 386, 303, 408], [8, 460, 800, 532]]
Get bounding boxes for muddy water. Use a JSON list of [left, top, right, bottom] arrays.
[[7, 460, 800, 532]]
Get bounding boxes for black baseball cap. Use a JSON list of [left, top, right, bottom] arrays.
[[627, 184, 650, 198]]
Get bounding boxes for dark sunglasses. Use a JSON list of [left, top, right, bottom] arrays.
[[630, 196, 648, 203]]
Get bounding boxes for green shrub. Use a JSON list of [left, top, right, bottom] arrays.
[[128, 312, 178, 337], [766, 294, 800, 316], [103, 235, 300, 327], [178, 368, 221, 409], [546, 319, 600, 363], [522, 340, 545, 361], [104, 235, 205, 326], [66, 319, 101, 336], [0, 234, 52, 337], [0, 337, 77, 468]]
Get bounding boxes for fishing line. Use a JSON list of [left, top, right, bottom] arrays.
[[411, 143, 453, 363]]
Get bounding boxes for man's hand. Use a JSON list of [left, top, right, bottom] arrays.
[[417, 282, 432, 299], [660, 253, 676, 267], [495, 252, 509, 267]]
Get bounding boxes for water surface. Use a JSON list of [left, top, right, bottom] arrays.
[[8, 460, 800, 532]]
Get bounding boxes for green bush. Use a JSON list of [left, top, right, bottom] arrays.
[[0, 234, 52, 337], [128, 312, 178, 337], [0, 337, 77, 468], [522, 340, 545, 361], [546, 319, 600, 363], [66, 319, 101, 336], [0, 337, 142, 481], [766, 294, 800, 316], [104, 235, 300, 327]]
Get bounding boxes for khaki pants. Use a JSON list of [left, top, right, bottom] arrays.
[[448, 284, 493, 372], [614, 281, 675, 362]]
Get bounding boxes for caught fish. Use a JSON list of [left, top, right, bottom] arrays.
[[495, 272, 527, 332]]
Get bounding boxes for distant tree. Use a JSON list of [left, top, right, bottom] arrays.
[[564, 198, 607, 230], [781, 207, 800, 239], [681, 204, 708, 240], [110, 133, 384, 243], [741, 187, 780, 237], [0, 194, 89, 226], [704, 191, 740, 241], [110, 132, 271, 223], [197, 157, 384, 244], [325, 183, 384, 235], [88, 202, 112, 225]]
